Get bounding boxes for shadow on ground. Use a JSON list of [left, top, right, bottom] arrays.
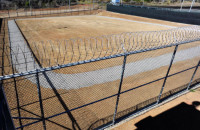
[[135, 101, 200, 130]]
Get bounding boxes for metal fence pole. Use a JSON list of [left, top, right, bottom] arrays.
[[69, 0, 71, 10], [186, 60, 200, 90], [112, 54, 127, 125], [78, 7, 79, 15], [35, 72, 46, 130], [180, 0, 184, 11], [8, 9, 10, 18], [90, 5, 91, 14], [93, 0, 94, 9], [157, 45, 179, 104], [50, 5, 51, 15], [84, 6, 85, 15], [189, 0, 195, 12], [0, 81, 15, 130]]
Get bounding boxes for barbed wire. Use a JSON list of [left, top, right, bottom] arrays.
[[1, 25, 200, 77]]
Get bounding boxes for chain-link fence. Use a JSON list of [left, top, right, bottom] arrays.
[[1, 18, 200, 129], [0, 0, 102, 18], [107, 4, 200, 25]]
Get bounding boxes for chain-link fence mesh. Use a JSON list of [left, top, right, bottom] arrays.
[[2, 17, 200, 129], [0, 0, 101, 18], [192, 66, 200, 86], [3, 74, 41, 129], [2, 25, 200, 77], [161, 42, 200, 99], [115, 46, 174, 121], [169, 42, 200, 75], [107, 4, 200, 25], [3, 41, 200, 129]]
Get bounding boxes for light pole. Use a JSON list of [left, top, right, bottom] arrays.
[[29, 0, 32, 15], [189, 0, 195, 12], [93, 0, 94, 9], [180, 0, 184, 11], [69, 0, 71, 10]]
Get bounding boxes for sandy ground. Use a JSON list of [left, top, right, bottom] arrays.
[[16, 15, 172, 41], [8, 19, 200, 91], [98, 11, 188, 27], [15, 11, 190, 69], [2, 12, 200, 130]]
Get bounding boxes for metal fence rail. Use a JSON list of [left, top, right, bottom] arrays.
[[1, 20, 200, 129]]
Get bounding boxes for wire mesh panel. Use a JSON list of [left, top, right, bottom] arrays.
[[107, 4, 200, 25], [35, 57, 123, 129], [44, 96, 117, 130], [3, 17, 200, 129], [0, 2, 99, 18], [160, 41, 200, 99], [115, 46, 175, 122], [169, 41, 200, 75], [192, 66, 200, 84], [3, 74, 43, 129], [161, 69, 195, 99]]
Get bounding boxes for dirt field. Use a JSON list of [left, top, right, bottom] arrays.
[[3, 11, 200, 130], [16, 15, 170, 41], [15, 11, 190, 69]]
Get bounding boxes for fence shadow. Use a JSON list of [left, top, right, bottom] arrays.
[[135, 101, 200, 130]]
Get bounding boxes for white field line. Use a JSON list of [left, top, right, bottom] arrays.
[[8, 20, 200, 90]]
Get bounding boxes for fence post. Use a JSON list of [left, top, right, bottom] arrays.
[[157, 45, 179, 104], [112, 54, 127, 125], [90, 6, 91, 15], [186, 60, 200, 90], [78, 7, 79, 15], [35, 71, 46, 130], [0, 81, 15, 130], [84, 6, 85, 15], [8, 9, 10, 18]]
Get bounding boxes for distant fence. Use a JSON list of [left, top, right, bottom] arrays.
[[0, 3, 101, 18], [107, 4, 200, 25], [1, 19, 200, 129]]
